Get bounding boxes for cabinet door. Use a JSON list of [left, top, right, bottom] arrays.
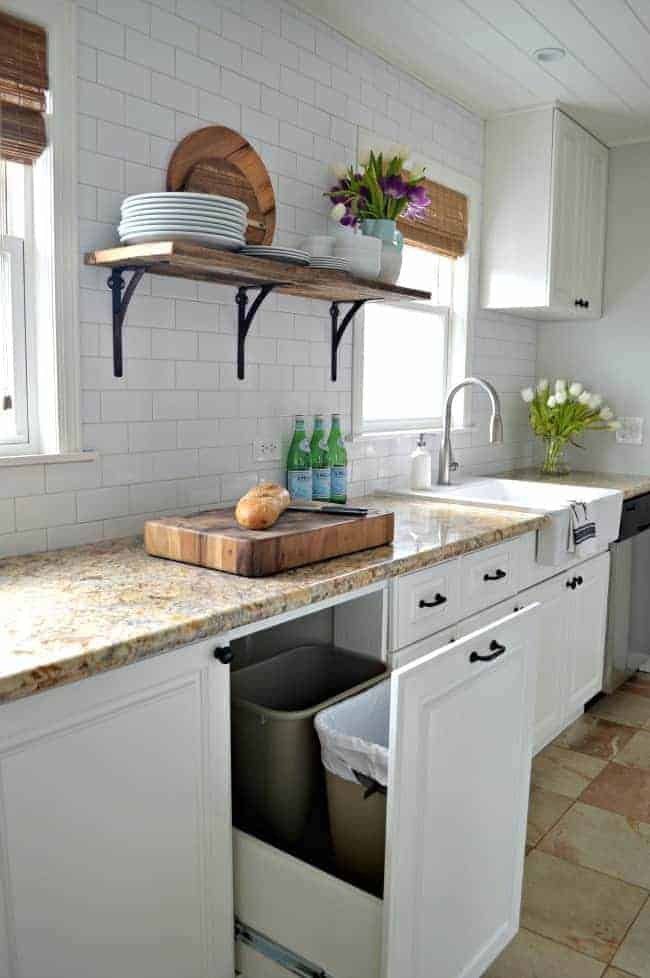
[[0, 639, 233, 978], [576, 131, 608, 317], [519, 576, 571, 754], [382, 605, 538, 978], [566, 552, 610, 716], [549, 111, 583, 312]]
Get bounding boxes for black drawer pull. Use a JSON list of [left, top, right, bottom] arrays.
[[470, 640, 506, 663], [576, 575, 583, 586], [419, 593, 447, 609], [483, 569, 507, 582]]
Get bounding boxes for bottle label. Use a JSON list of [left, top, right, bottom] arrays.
[[300, 438, 310, 453], [288, 469, 312, 501], [313, 467, 331, 501], [331, 465, 347, 501]]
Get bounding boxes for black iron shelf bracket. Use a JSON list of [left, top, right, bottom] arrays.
[[236, 284, 277, 379], [330, 299, 367, 382], [107, 266, 149, 377]]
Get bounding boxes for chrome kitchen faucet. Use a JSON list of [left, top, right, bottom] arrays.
[[438, 377, 503, 485]]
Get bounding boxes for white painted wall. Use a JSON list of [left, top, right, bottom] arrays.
[[0, 0, 536, 557], [537, 141, 650, 474]]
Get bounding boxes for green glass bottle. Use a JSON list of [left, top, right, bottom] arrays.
[[310, 414, 331, 502], [327, 413, 347, 504], [287, 415, 312, 501]]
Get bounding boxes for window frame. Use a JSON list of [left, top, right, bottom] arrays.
[[0, 234, 30, 447], [351, 137, 479, 441], [0, 0, 80, 461]]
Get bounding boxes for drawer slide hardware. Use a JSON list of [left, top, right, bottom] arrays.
[[235, 918, 333, 978]]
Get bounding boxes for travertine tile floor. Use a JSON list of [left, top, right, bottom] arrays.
[[485, 673, 650, 978]]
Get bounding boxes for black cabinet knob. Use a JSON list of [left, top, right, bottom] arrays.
[[214, 646, 234, 664], [566, 578, 577, 590], [576, 575, 583, 586]]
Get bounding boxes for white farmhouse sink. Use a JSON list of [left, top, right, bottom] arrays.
[[400, 478, 623, 566]]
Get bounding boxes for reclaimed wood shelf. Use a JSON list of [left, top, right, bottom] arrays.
[[85, 241, 431, 381]]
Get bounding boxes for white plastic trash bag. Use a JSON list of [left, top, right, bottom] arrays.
[[314, 678, 390, 788]]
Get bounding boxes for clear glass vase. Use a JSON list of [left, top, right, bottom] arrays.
[[540, 436, 570, 476]]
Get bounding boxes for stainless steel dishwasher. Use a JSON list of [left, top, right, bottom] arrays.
[[604, 492, 650, 692]]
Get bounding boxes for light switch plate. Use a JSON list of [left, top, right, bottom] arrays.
[[616, 417, 644, 445]]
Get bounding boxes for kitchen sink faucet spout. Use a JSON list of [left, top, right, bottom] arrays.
[[438, 377, 503, 485]]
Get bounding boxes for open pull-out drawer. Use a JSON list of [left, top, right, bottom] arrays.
[[234, 604, 539, 978]]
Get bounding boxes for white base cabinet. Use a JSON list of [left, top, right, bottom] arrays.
[[520, 551, 610, 754], [0, 639, 234, 978], [235, 605, 539, 978]]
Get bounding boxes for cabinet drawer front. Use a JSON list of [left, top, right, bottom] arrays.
[[459, 539, 519, 617], [234, 830, 382, 978], [392, 560, 460, 649], [390, 625, 459, 670]]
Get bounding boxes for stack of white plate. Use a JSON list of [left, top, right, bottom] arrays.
[[241, 245, 310, 265], [118, 192, 248, 250], [308, 256, 350, 272]]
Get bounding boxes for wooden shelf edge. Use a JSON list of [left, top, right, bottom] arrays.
[[84, 241, 431, 303]]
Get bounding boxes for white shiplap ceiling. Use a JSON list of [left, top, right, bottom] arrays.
[[291, 0, 650, 146]]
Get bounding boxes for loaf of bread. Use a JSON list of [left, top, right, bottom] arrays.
[[235, 482, 290, 530]]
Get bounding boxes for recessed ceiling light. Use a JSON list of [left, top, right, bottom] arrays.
[[533, 47, 566, 63]]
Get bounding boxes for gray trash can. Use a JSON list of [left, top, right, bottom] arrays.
[[231, 644, 387, 852], [315, 679, 390, 896]]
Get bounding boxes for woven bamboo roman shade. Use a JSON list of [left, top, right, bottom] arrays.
[[0, 11, 48, 165], [398, 178, 468, 259]]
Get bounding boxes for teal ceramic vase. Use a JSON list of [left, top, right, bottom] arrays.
[[361, 219, 403, 284]]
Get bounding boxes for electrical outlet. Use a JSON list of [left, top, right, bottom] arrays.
[[616, 417, 644, 445], [253, 438, 282, 462]]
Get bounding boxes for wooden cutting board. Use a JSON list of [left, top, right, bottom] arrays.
[[144, 507, 395, 577], [166, 125, 276, 245]]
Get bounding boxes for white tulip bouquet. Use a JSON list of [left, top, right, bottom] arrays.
[[521, 378, 620, 475]]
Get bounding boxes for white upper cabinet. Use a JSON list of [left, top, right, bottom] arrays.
[[481, 107, 609, 321]]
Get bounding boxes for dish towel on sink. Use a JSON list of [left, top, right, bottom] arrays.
[[567, 501, 597, 553]]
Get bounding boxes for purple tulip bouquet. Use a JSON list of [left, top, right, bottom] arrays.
[[325, 148, 430, 227]]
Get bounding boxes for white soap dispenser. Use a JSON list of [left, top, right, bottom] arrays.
[[409, 434, 431, 491]]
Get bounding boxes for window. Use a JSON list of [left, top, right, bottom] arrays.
[[1, 160, 32, 449], [356, 244, 454, 435], [0, 1, 80, 460]]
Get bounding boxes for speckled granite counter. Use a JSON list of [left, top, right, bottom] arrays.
[[0, 495, 546, 705], [506, 468, 650, 501]]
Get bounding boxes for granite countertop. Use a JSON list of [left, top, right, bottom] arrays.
[[506, 468, 650, 501], [0, 495, 546, 705]]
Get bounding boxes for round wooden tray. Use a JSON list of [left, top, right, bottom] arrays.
[[166, 125, 275, 245]]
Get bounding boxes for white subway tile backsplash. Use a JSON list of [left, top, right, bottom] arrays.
[[98, 52, 151, 98], [78, 486, 130, 522], [129, 421, 177, 452], [199, 29, 242, 71], [175, 49, 221, 92], [0, 530, 47, 559], [151, 7, 199, 51], [222, 10, 262, 50], [2, 0, 535, 558], [176, 0, 221, 31], [79, 9, 125, 56], [15, 493, 77, 531], [102, 391, 153, 422], [282, 13, 315, 51], [126, 95, 175, 137], [97, 0, 151, 32], [151, 449, 199, 480]]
